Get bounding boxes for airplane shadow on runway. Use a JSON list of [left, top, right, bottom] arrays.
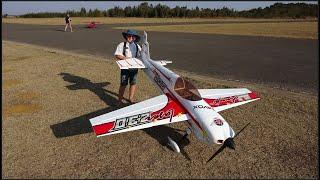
[[50, 72, 191, 160]]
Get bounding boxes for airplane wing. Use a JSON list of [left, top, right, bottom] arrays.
[[116, 58, 146, 69], [90, 94, 189, 137], [116, 58, 172, 69], [198, 88, 260, 112]]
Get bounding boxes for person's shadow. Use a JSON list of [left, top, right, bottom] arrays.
[[59, 72, 128, 106], [50, 72, 191, 160], [50, 72, 129, 138]]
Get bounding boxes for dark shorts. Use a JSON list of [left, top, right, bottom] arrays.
[[120, 69, 138, 86]]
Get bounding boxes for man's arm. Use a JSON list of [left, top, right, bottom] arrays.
[[115, 54, 129, 60], [114, 42, 130, 60]]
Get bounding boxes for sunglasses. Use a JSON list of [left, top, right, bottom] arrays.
[[127, 35, 135, 38]]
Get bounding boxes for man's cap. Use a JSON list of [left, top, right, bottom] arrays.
[[122, 29, 140, 42]]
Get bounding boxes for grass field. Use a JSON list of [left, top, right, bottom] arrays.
[[2, 40, 318, 178], [2, 17, 317, 25], [115, 21, 318, 39]]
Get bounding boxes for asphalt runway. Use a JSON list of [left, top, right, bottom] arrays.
[[2, 23, 318, 93]]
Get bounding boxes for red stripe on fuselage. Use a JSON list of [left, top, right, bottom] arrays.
[[164, 88, 204, 131]]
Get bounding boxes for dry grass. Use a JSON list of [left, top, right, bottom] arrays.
[[3, 104, 41, 118], [115, 21, 318, 39], [2, 40, 318, 178], [2, 17, 316, 25], [2, 79, 22, 88]]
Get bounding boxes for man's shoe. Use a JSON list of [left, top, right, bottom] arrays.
[[128, 100, 138, 104]]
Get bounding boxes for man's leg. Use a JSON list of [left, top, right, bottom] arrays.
[[118, 69, 129, 104], [128, 69, 138, 103], [128, 84, 136, 103], [70, 24, 73, 32], [64, 24, 68, 31], [118, 85, 126, 103]]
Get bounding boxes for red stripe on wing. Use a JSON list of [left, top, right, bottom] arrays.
[[148, 93, 186, 121], [248, 92, 259, 99], [93, 122, 115, 135], [163, 93, 186, 116]]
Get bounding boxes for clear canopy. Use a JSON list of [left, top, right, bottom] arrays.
[[174, 77, 202, 101]]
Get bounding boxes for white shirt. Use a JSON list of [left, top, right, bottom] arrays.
[[114, 42, 142, 58]]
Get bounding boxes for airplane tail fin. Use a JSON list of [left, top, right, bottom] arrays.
[[141, 31, 151, 61]]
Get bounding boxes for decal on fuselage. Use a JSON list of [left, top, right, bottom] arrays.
[[210, 117, 224, 126], [214, 118, 224, 126], [152, 69, 167, 90], [193, 105, 212, 110]]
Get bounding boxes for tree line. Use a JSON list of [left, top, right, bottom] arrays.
[[18, 2, 318, 18]]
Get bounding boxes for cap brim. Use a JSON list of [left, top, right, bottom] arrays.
[[122, 32, 140, 42]]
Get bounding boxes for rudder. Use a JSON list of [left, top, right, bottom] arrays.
[[141, 31, 151, 61]]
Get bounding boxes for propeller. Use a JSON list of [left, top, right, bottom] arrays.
[[206, 122, 251, 163]]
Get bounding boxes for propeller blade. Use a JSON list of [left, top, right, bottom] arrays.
[[207, 122, 251, 163], [234, 122, 251, 138], [207, 144, 226, 163]]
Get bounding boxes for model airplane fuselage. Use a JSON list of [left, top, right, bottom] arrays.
[[140, 36, 258, 146], [90, 31, 260, 159], [142, 56, 234, 145]]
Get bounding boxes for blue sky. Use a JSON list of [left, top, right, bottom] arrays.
[[2, 1, 318, 15]]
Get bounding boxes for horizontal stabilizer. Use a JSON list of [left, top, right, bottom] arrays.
[[199, 88, 260, 112], [156, 60, 172, 66], [116, 58, 146, 69]]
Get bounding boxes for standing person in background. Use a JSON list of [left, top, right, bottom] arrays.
[[114, 29, 142, 105], [64, 14, 73, 32]]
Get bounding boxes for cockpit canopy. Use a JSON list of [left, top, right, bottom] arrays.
[[174, 77, 202, 101]]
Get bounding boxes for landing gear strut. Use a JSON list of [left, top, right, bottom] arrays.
[[167, 128, 191, 153]]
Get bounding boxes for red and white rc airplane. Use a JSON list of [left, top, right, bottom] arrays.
[[85, 21, 100, 28], [89, 31, 260, 162]]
